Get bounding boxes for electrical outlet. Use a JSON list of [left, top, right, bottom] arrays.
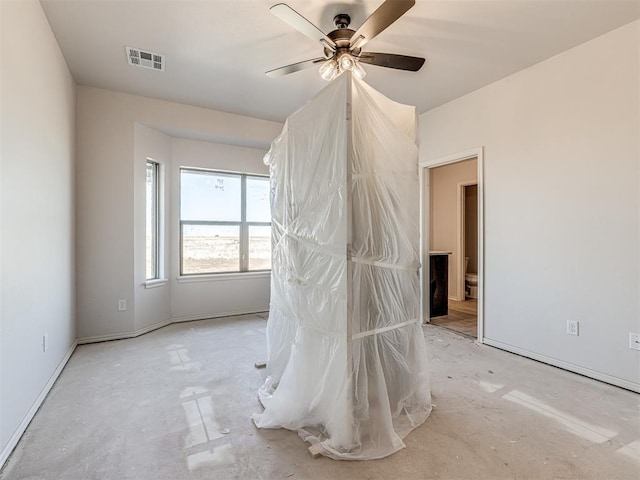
[[630, 333, 640, 351], [42, 334, 48, 352], [567, 320, 579, 336], [117, 299, 126, 311]]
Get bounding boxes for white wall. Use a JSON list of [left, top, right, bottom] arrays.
[[133, 124, 172, 333], [0, 0, 76, 462], [170, 138, 271, 321], [134, 131, 272, 329], [76, 87, 281, 341], [420, 21, 640, 390]]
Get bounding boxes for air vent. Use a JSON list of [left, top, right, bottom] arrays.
[[125, 46, 164, 71]]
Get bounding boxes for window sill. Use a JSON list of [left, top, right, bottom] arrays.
[[177, 271, 271, 284], [144, 278, 169, 289]]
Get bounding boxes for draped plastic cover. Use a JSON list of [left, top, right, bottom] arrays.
[[252, 73, 431, 460]]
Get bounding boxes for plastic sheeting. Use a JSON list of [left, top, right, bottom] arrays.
[[252, 73, 431, 460]]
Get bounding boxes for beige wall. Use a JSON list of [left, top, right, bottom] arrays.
[[0, 0, 76, 463], [429, 159, 477, 300], [420, 20, 640, 390], [465, 185, 478, 274]]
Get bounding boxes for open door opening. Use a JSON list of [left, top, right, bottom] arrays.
[[420, 148, 484, 342]]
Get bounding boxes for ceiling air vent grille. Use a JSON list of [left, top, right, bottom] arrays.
[[126, 46, 164, 71]]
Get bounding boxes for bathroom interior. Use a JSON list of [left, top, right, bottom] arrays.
[[428, 158, 478, 338]]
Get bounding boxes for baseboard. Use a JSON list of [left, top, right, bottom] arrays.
[[76, 307, 269, 345], [0, 340, 77, 469], [134, 318, 174, 337], [76, 318, 173, 345], [483, 338, 640, 393], [171, 307, 270, 324]]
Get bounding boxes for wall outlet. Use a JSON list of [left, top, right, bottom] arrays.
[[117, 299, 126, 311], [42, 334, 48, 352], [630, 333, 640, 351], [567, 320, 579, 336]]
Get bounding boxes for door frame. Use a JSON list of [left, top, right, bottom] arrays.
[[419, 147, 485, 342]]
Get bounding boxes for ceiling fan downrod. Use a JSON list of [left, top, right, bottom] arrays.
[[333, 14, 351, 29]]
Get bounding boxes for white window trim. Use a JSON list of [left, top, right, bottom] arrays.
[[176, 271, 270, 283], [144, 278, 169, 289], [146, 159, 163, 281], [179, 168, 271, 276]]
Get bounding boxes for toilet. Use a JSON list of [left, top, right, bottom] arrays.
[[464, 257, 478, 299]]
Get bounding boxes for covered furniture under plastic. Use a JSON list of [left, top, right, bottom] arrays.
[[253, 73, 431, 460]]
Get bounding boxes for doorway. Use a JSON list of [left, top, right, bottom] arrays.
[[419, 148, 484, 341], [440, 180, 478, 337]]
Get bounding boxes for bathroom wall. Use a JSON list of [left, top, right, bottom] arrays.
[[465, 185, 478, 275], [429, 158, 478, 300]]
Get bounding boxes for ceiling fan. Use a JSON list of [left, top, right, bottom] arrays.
[[266, 0, 425, 81]]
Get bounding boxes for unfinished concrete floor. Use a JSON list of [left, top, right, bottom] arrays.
[[1, 314, 638, 479]]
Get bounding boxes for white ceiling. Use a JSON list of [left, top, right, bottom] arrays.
[[40, 0, 640, 123]]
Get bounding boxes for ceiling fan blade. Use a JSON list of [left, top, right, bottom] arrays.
[[266, 57, 326, 78], [357, 52, 425, 71], [349, 0, 415, 50], [270, 4, 336, 51]]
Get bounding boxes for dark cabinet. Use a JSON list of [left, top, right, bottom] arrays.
[[430, 253, 450, 318]]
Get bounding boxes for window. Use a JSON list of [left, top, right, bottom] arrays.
[[145, 160, 160, 280], [180, 169, 271, 275]]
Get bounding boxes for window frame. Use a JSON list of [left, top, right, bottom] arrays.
[[179, 168, 271, 276], [145, 159, 161, 281]]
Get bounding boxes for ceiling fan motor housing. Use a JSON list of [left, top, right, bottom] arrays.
[[324, 28, 360, 58]]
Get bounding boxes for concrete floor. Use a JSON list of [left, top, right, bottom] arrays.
[[1, 314, 638, 479]]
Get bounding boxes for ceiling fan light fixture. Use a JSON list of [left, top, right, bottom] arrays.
[[319, 58, 339, 81], [338, 53, 355, 71], [352, 60, 367, 79], [319, 54, 367, 81]]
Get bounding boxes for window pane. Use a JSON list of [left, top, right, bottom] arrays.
[[181, 170, 241, 222], [246, 177, 270, 222], [182, 224, 240, 274], [248, 225, 271, 271], [145, 162, 157, 280]]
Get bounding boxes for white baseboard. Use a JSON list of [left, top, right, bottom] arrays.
[[483, 338, 640, 393], [76, 318, 172, 345], [77, 307, 269, 345], [134, 318, 174, 336], [171, 307, 269, 324], [0, 340, 77, 469]]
